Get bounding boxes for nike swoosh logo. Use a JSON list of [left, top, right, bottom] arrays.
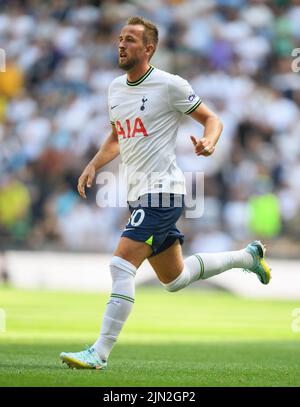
[[111, 105, 119, 110], [124, 228, 135, 231]]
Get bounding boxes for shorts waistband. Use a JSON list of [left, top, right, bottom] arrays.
[[128, 193, 184, 208]]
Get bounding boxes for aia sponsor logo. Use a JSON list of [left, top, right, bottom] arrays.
[[116, 117, 148, 138]]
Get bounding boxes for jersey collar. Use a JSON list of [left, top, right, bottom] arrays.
[[126, 65, 154, 87]]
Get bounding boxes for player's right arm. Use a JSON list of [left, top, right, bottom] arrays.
[[77, 124, 119, 199]]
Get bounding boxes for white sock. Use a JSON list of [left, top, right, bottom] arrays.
[[92, 256, 137, 361], [162, 249, 254, 292], [194, 249, 254, 279]]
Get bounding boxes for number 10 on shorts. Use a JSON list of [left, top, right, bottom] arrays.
[[129, 209, 145, 227]]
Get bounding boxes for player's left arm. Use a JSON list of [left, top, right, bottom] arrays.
[[189, 102, 223, 157]]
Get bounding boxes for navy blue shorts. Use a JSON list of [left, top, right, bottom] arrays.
[[121, 193, 185, 257]]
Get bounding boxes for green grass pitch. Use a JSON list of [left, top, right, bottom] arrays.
[[0, 285, 299, 387]]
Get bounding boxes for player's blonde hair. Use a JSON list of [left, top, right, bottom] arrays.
[[126, 16, 159, 59]]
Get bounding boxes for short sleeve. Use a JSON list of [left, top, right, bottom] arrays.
[[107, 84, 115, 125], [168, 75, 202, 114]]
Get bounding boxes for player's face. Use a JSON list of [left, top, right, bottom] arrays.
[[118, 25, 147, 70]]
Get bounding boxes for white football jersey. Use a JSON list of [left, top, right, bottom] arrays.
[[108, 65, 202, 201]]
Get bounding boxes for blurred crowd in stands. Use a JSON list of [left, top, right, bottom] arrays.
[[0, 0, 300, 257]]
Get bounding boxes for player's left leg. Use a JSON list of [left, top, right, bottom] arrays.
[[60, 237, 152, 369], [148, 239, 271, 292]]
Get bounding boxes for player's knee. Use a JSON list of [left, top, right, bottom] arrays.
[[162, 268, 189, 292], [164, 283, 181, 293], [109, 256, 137, 280]]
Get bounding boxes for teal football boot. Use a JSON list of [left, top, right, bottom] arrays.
[[60, 346, 107, 370], [244, 240, 271, 285]]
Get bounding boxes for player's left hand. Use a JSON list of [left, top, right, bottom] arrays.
[[190, 136, 215, 156]]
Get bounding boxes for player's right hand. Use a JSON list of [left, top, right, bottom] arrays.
[[77, 164, 96, 199]]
